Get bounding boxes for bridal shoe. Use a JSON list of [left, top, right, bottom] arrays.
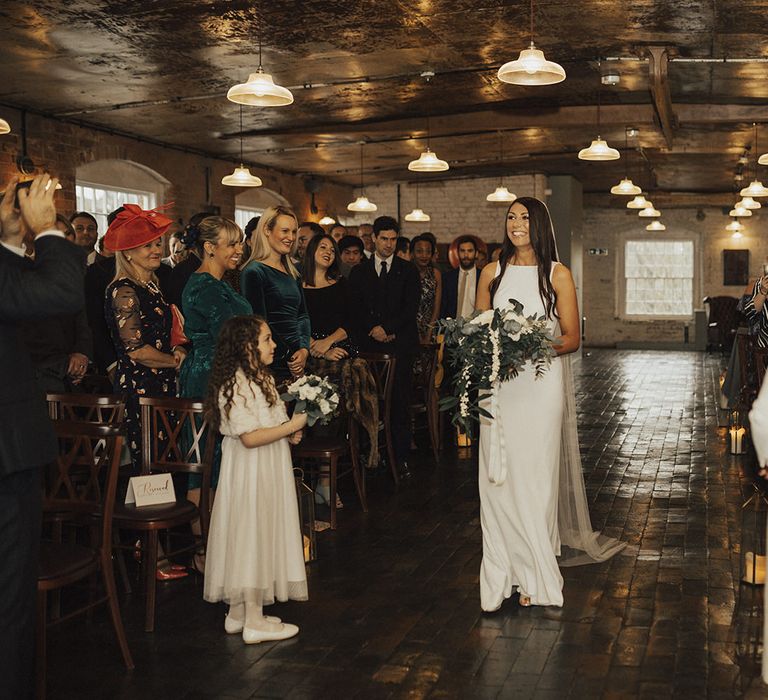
[[518, 595, 532, 607], [242, 622, 299, 644], [224, 614, 281, 634]]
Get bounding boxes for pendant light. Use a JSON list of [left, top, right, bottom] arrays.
[[227, 28, 293, 106], [729, 204, 752, 217], [758, 123, 768, 165], [740, 123, 768, 197], [638, 203, 661, 217], [486, 133, 517, 202], [222, 106, 263, 187], [646, 220, 666, 231], [737, 196, 761, 210], [319, 215, 336, 226], [726, 220, 743, 232], [405, 182, 431, 221], [579, 65, 620, 161], [0, 118, 10, 135], [408, 118, 449, 172], [626, 194, 649, 209], [497, 0, 565, 85], [348, 143, 377, 212], [610, 128, 641, 194]]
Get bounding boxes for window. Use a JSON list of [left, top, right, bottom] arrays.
[[235, 207, 263, 233], [76, 183, 156, 236], [624, 239, 694, 317]]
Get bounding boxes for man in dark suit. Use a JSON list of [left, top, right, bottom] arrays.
[[441, 235, 480, 319], [0, 174, 85, 699], [349, 215, 420, 477]]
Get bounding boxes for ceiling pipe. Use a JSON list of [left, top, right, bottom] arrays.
[[603, 56, 768, 63]]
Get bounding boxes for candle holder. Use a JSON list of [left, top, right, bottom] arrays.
[[730, 410, 748, 455], [293, 468, 317, 563]]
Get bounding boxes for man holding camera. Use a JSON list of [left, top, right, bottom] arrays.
[[0, 174, 85, 699]]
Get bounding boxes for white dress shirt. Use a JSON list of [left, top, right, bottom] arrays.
[[457, 266, 477, 318], [374, 253, 394, 277]]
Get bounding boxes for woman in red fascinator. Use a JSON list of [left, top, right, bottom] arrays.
[[103, 204, 190, 579]]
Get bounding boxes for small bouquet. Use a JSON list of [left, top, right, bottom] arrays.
[[280, 374, 340, 426], [438, 299, 558, 436]]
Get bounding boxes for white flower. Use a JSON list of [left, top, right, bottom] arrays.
[[469, 309, 495, 326], [318, 398, 331, 415]]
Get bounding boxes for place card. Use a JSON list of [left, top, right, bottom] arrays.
[[125, 473, 176, 507]]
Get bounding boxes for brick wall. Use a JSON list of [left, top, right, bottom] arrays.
[[582, 205, 768, 347], [0, 113, 352, 225], [343, 174, 548, 243]]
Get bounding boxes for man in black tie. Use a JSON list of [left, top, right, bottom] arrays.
[[0, 174, 85, 699], [441, 235, 480, 319], [349, 215, 420, 477]]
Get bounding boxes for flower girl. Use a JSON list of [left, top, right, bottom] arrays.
[[203, 316, 308, 643]]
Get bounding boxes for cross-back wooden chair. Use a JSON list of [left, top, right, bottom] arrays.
[[410, 343, 440, 463], [47, 393, 126, 424], [358, 352, 398, 483], [38, 420, 133, 699], [112, 396, 215, 632], [754, 347, 768, 389]]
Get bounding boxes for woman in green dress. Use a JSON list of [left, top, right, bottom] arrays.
[[179, 217, 252, 566], [240, 205, 310, 381]]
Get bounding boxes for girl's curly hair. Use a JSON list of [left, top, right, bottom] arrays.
[[204, 315, 279, 431]]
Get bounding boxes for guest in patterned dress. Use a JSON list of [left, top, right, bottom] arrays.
[[411, 233, 442, 343], [103, 204, 185, 472]]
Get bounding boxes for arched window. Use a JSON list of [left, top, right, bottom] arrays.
[[234, 188, 291, 231], [75, 160, 170, 235]]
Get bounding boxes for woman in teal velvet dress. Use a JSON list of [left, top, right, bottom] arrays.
[[179, 217, 252, 547], [240, 205, 310, 380]]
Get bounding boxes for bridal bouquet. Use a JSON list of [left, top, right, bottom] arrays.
[[280, 374, 340, 426], [438, 300, 558, 435]]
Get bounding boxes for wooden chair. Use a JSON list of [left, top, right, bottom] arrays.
[[292, 418, 366, 530], [112, 396, 215, 632], [703, 295, 741, 353], [37, 420, 133, 699], [359, 352, 398, 483], [410, 343, 440, 463], [47, 393, 126, 424]]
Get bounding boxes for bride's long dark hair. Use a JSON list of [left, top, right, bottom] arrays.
[[489, 196, 559, 319]]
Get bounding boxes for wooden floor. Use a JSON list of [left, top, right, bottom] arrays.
[[47, 350, 767, 699]]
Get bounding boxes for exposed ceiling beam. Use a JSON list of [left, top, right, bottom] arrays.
[[646, 46, 678, 150]]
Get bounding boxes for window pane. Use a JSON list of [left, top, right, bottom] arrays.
[[624, 239, 693, 316], [75, 181, 157, 239], [235, 207, 264, 233]]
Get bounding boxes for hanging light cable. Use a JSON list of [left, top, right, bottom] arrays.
[[610, 127, 641, 194], [497, 0, 565, 85], [741, 123, 768, 197], [579, 63, 620, 161], [348, 142, 377, 212], [487, 132, 517, 202], [408, 116, 449, 172], [227, 22, 294, 106], [405, 182, 431, 221], [222, 106, 263, 187]]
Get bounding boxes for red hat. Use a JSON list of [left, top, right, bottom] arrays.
[[103, 203, 174, 252]]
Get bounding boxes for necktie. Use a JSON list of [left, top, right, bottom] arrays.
[[457, 269, 468, 317], [380, 260, 388, 278]]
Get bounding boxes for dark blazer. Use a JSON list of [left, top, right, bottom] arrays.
[[441, 266, 481, 319], [84, 254, 117, 373], [348, 255, 420, 354], [0, 236, 85, 475]]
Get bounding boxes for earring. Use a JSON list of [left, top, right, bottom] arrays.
[[126, 255, 131, 261], [209, 253, 214, 258]]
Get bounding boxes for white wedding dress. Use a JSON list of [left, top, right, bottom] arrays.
[[479, 263, 564, 608], [479, 262, 624, 610]]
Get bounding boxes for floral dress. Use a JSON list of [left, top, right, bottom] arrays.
[[416, 266, 438, 340], [105, 277, 176, 471]]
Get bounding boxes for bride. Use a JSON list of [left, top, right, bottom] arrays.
[[475, 197, 624, 610]]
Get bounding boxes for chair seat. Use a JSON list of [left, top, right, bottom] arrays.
[[113, 498, 198, 529], [39, 541, 98, 586], [293, 436, 347, 458]]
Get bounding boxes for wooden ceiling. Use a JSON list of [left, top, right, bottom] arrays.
[[1, 1, 767, 206]]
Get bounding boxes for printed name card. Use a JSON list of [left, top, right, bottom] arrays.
[[125, 474, 176, 507]]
